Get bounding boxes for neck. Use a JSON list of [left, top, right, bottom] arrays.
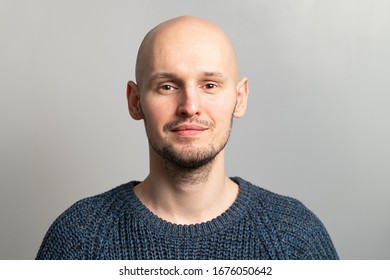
[[134, 149, 239, 225]]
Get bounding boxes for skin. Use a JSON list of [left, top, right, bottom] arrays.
[[127, 16, 249, 225]]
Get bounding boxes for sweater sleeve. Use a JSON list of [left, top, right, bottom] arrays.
[[295, 205, 339, 260], [274, 199, 339, 260], [251, 184, 339, 260], [36, 201, 89, 260]]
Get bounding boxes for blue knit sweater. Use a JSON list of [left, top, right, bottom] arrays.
[[36, 177, 338, 259]]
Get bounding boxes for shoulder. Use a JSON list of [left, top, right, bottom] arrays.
[[233, 177, 310, 215], [36, 181, 138, 259], [69, 181, 137, 215], [54, 181, 136, 225], [233, 177, 339, 259]]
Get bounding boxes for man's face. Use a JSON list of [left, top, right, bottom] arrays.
[[133, 23, 247, 169]]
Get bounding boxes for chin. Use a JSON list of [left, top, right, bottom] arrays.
[[161, 144, 218, 169]]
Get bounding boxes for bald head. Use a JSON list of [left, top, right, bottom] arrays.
[[135, 16, 240, 89]]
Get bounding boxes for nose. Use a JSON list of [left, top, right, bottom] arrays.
[[176, 86, 202, 118]]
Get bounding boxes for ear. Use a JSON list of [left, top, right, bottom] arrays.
[[233, 77, 249, 118], [127, 81, 143, 120]]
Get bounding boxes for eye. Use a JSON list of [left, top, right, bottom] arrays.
[[204, 83, 218, 90], [158, 84, 179, 94], [161, 84, 175, 91]]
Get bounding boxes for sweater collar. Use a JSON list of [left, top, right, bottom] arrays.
[[124, 177, 253, 237]]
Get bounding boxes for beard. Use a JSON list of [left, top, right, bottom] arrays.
[[159, 140, 224, 170], [143, 115, 233, 172]]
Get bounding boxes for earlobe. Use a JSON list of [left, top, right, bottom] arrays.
[[127, 81, 143, 120], [233, 77, 249, 118]]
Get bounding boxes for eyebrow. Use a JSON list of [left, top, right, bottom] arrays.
[[148, 71, 226, 83], [149, 72, 178, 82], [203, 72, 225, 78]]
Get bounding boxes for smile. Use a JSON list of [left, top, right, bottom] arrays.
[[171, 124, 207, 137]]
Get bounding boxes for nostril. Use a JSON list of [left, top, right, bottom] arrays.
[[177, 105, 201, 117]]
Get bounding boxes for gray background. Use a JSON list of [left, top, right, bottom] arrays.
[[1, 0, 389, 259]]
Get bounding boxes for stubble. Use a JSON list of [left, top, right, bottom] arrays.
[[142, 113, 233, 184]]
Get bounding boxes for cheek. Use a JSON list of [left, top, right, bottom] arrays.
[[204, 95, 236, 122], [141, 98, 172, 130]]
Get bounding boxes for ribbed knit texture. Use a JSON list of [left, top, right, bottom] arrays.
[[36, 177, 338, 260]]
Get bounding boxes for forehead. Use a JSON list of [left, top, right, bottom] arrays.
[[148, 38, 235, 82], [156, 38, 224, 66]]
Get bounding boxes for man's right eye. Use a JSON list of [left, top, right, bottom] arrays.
[[158, 84, 179, 94], [161, 85, 174, 90]]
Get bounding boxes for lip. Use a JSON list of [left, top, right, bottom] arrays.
[[171, 124, 207, 137], [171, 124, 207, 131]]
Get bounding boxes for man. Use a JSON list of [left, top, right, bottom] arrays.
[[36, 16, 338, 259]]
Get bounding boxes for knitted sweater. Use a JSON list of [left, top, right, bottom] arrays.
[[36, 177, 338, 260]]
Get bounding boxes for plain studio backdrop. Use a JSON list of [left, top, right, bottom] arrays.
[[1, 0, 389, 260]]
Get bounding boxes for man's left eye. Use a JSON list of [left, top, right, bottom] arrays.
[[205, 83, 217, 89]]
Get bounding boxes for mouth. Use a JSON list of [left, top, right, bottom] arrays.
[[171, 124, 208, 137]]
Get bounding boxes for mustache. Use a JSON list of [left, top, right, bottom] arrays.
[[163, 118, 215, 132]]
